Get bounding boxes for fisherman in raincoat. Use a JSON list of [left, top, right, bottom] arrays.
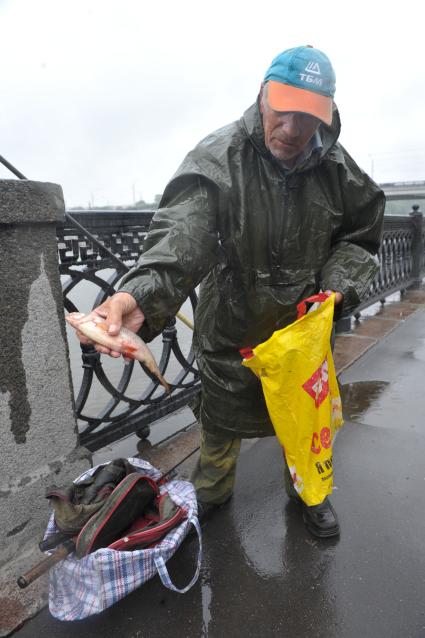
[[77, 46, 385, 538]]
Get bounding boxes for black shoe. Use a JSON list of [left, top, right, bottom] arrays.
[[187, 498, 231, 539], [193, 495, 233, 528], [197, 500, 221, 524], [301, 497, 340, 538]]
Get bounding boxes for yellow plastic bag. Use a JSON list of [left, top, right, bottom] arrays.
[[242, 293, 343, 506]]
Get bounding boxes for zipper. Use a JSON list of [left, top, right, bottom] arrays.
[[273, 175, 288, 279]]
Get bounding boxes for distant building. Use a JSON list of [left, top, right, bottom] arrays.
[[381, 181, 425, 215]]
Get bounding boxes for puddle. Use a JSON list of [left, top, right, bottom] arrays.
[[340, 381, 390, 421]]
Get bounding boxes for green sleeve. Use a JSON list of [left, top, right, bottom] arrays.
[[320, 152, 386, 316], [119, 174, 221, 340]]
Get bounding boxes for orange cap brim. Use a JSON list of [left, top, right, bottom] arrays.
[[267, 80, 333, 126]]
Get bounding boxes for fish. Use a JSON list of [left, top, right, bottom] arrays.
[[66, 312, 170, 392]]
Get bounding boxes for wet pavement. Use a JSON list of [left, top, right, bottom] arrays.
[[12, 304, 425, 638], [339, 307, 425, 435]]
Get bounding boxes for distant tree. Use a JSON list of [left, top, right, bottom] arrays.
[[133, 195, 162, 210], [67, 196, 163, 211]]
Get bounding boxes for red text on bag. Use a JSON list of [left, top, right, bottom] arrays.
[[311, 427, 332, 454]]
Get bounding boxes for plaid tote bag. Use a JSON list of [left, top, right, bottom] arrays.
[[45, 457, 201, 620]]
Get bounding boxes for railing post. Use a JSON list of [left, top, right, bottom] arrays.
[[408, 205, 423, 289], [0, 180, 91, 634], [335, 316, 351, 334]]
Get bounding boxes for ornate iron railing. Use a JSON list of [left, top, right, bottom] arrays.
[[58, 208, 424, 451], [355, 213, 422, 312], [58, 210, 200, 451]]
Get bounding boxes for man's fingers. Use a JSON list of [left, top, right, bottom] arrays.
[[93, 344, 122, 357], [106, 310, 122, 335], [75, 329, 94, 346], [325, 289, 344, 304], [105, 292, 138, 335], [75, 332, 120, 357], [73, 293, 142, 360]]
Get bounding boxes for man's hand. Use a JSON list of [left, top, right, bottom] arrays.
[[325, 290, 344, 305], [75, 292, 145, 358]]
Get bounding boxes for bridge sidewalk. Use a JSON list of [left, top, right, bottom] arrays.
[[11, 288, 425, 638]]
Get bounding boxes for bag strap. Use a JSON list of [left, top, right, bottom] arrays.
[[296, 292, 331, 319], [153, 515, 202, 594], [240, 292, 333, 358], [239, 346, 254, 360]]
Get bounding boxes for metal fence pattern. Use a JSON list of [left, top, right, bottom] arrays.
[[356, 217, 416, 311], [58, 209, 424, 450], [57, 210, 154, 268], [58, 211, 200, 451]]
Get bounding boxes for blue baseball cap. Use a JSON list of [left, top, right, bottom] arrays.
[[264, 46, 336, 125]]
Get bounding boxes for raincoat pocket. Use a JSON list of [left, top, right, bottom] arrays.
[[241, 293, 343, 506]]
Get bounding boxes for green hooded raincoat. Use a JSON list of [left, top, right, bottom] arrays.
[[120, 101, 385, 438]]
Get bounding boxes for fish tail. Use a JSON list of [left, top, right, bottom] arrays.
[[158, 374, 171, 394]]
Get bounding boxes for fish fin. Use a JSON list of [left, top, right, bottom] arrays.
[[97, 322, 108, 331], [122, 345, 138, 355], [122, 343, 139, 361]]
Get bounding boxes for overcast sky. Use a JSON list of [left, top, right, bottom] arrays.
[[1, 0, 424, 208]]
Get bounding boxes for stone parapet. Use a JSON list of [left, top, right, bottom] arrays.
[[0, 180, 91, 636]]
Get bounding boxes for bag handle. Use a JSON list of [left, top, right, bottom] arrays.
[[153, 515, 202, 594], [240, 292, 333, 359], [296, 292, 331, 319], [239, 346, 254, 360]]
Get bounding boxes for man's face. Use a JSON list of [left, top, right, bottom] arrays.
[[259, 84, 321, 167]]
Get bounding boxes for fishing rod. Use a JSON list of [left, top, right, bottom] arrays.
[[0, 154, 194, 330], [0, 154, 27, 179]]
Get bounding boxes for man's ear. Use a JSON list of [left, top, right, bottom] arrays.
[[259, 82, 265, 114]]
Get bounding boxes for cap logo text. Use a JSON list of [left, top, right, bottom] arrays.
[[299, 73, 323, 87]]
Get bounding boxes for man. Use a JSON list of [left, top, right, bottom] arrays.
[[77, 46, 385, 538]]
